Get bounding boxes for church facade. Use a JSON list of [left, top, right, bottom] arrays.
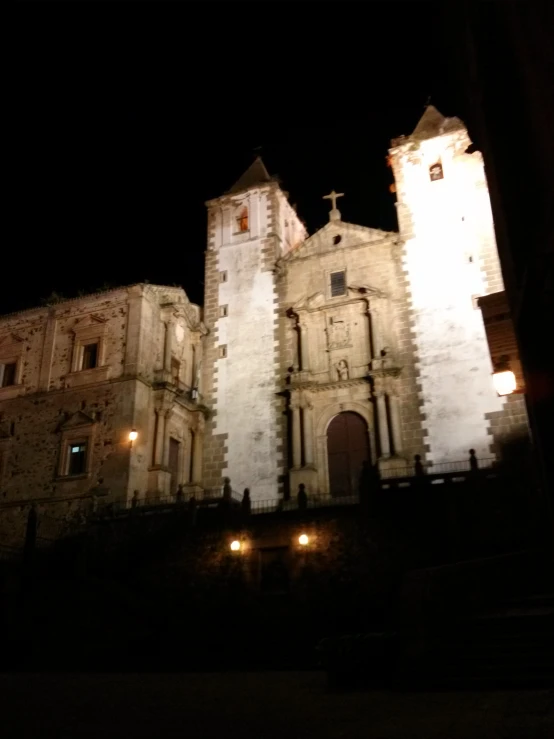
[[201, 107, 529, 502], [0, 107, 530, 535]]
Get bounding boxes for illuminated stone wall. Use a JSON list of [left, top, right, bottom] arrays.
[[279, 218, 427, 491], [389, 109, 514, 464], [203, 184, 307, 501], [0, 285, 205, 545]]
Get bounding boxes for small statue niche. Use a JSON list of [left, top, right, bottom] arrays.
[[336, 359, 349, 381]]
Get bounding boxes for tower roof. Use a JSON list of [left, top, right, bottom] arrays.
[[227, 156, 273, 194], [410, 105, 465, 141]]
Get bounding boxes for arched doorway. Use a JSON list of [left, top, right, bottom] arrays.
[[327, 411, 370, 497]]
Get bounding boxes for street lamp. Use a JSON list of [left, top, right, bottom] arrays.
[[298, 533, 309, 546], [129, 429, 138, 448]]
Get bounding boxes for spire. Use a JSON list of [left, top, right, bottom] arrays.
[[322, 190, 344, 222], [227, 156, 273, 194], [411, 105, 466, 141], [412, 105, 446, 139]]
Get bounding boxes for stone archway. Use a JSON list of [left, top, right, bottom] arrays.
[[326, 411, 370, 497]]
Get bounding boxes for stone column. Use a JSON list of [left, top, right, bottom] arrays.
[[376, 392, 391, 458], [38, 310, 57, 392], [192, 426, 204, 483], [162, 411, 171, 468], [153, 410, 165, 466], [370, 307, 382, 359], [291, 403, 302, 468], [389, 394, 403, 455], [303, 402, 314, 466], [163, 321, 173, 374], [299, 322, 310, 371]]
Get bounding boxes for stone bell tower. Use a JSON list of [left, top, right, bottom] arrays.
[[202, 158, 307, 501], [388, 106, 507, 464]]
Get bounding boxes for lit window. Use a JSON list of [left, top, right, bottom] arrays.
[[330, 270, 346, 298], [429, 162, 444, 181], [82, 343, 98, 370], [1, 362, 17, 387], [68, 442, 87, 476], [237, 208, 249, 232]]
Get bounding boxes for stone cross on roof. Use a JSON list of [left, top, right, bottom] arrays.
[[323, 190, 344, 222]]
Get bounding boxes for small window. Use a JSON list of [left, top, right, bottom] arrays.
[[219, 345, 227, 359], [220, 305, 228, 318], [220, 271, 228, 283], [429, 162, 444, 181], [1, 362, 17, 387], [68, 442, 87, 476], [82, 342, 98, 370], [333, 234, 342, 245], [330, 270, 347, 298], [171, 358, 180, 382], [237, 207, 248, 232]]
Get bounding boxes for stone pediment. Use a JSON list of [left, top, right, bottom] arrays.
[[285, 220, 395, 262], [72, 314, 107, 331], [58, 411, 96, 431], [292, 281, 386, 313], [292, 292, 325, 311], [0, 333, 24, 347]]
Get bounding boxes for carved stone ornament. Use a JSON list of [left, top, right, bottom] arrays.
[[327, 317, 350, 349]]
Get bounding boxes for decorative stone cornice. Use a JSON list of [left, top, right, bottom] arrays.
[[290, 377, 370, 394]]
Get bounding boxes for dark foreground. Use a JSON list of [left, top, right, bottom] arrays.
[[2, 672, 553, 739]]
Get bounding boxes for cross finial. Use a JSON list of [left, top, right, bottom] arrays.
[[323, 190, 344, 221]]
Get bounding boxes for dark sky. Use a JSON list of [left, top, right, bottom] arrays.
[[10, 1, 460, 316]]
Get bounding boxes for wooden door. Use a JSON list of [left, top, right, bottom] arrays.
[[168, 437, 180, 495], [327, 412, 370, 496]]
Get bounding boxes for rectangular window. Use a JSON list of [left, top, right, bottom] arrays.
[[219, 345, 227, 358], [429, 162, 444, 181], [68, 442, 87, 476], [330, 270, 347, 297], [1, 362, 17, 387], [82, 342, 98, 370], [219, 305, 228, 318], [220, 271, 228, 283]]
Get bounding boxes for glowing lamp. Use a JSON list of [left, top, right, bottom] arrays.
[[230, 540, 241, 552], [129, 429, 138, 442], [493, 370, 516, 397], [298, 534, 309, 546]]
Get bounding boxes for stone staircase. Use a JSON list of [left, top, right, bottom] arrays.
[[414, 593, 554, 687]]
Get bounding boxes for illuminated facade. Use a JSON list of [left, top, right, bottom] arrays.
[[0, 108, 532, 532], [203, 108, 530, 501], [0, 284, 206, 543]]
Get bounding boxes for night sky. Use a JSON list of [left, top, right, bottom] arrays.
[[11, 2, 460, 316]]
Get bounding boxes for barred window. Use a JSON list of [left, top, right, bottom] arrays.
[[330, 270, 346, 297]]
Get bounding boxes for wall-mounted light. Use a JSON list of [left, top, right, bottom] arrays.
[[129, 429, 138, 448], [298, 534, 309, 546], [492, 356, 516, 396], [230, 540, 241, 552], [493, 370, 516, 396]]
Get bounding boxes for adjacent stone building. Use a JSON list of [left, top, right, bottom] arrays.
[[0, 284, 206, 542]]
